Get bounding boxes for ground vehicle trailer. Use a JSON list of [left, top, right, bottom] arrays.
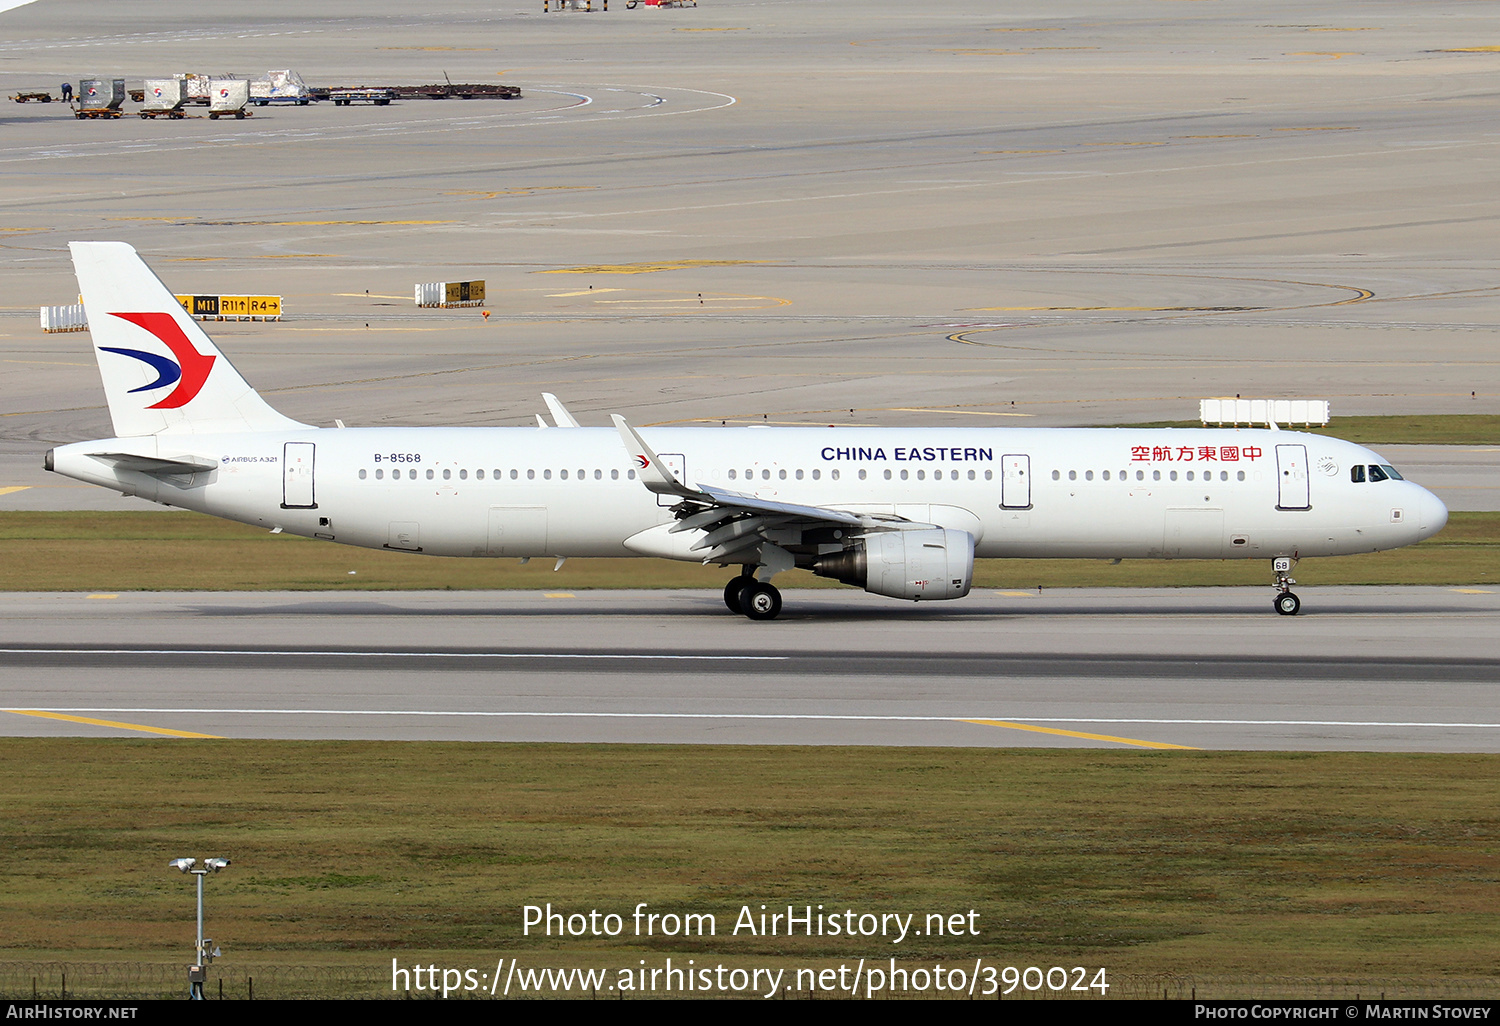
[[328, 87, 395, 106], [250, 69, 311, 106]]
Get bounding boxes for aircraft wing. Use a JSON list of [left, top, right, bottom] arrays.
[[612, 414, 914, 565]]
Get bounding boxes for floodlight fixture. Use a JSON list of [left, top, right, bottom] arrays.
[[167, 855, 231, 999]]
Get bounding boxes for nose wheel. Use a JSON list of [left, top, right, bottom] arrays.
[[1272, 556, 1301, 616]]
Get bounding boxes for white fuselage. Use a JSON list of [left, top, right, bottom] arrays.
[[49, 425, 1447, 563]]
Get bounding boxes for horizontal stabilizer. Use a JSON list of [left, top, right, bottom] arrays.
[[88, 452, 219, 475]]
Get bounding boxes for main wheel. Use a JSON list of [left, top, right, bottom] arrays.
[[723, 575, 750, 613], [1274, 592, 1301, 616], [739, 582, 782, 621]]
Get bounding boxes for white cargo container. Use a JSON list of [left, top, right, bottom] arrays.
[[141, 78, 185, 112], [75, 78, 126, 118], [208, 78, 250, 119]]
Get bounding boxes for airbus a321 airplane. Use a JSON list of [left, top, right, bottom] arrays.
[[45, 243, 1448, 620]]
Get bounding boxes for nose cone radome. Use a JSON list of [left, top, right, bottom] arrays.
[[1416, 486, 1448, 541]]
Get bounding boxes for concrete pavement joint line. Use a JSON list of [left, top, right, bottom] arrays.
[[3, 710, 223, 739], [11, 710, 1500, 730]]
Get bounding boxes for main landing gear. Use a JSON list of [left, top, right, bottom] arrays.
[[724, 570, 782, 621], [1272, 556, 1301, 616]]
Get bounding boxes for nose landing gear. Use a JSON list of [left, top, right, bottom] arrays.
[[1272, 556, 1300, 615]]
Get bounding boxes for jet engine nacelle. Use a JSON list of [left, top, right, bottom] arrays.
[[813, 528, 974, 601]]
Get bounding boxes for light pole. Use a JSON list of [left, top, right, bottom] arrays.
[[168, 857, 230, 999]]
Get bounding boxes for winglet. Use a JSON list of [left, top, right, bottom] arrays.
[[611, 414, 697, 499], [542, 393, 581, 428]]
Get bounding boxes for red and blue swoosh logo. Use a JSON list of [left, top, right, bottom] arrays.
[[98, 312, 216, 409]]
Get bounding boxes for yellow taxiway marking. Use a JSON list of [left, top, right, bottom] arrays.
[[968, 305, 1188, 311], [5, 710, 223, 739], [1274, 126, 1358, 131], [443, 187, 593, 199], [982, 149, 1065, 155], [254, 253, 341, 259], [596, 296, 776, 305], [994, 590, 1037, 598], [107, 218, 456, 226], [545, 593, 576, 599], [540, 260, 768, 275], [1309, 27, 1380, 32], [888, 408, 1030, 417], [1453, 588, 1494, 594], [379, 46, 494, 51], [1439, 47, 1500, 53], [0, 486, 31, 496], [962, 719, 1197, 750], [1288, 52, 1357, 59], [548, 289, 624, 298], [86, 594, 118, 600], [675, 27, 749, 32]]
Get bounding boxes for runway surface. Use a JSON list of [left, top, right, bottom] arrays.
[[2, 587, 1497, 751]]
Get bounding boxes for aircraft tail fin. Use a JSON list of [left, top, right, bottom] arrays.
[[70, 242, 308, 437]]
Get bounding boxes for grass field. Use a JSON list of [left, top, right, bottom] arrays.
[[1, 510, 1496, 592], [1121, 414, 1499, 445], [0, 741, 1496, 999]]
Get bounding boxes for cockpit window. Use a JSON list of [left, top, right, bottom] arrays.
[[1367, 465, 1388, 482], [1381, 464, 1404, 481], [1350, 465, 1365, 483]]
